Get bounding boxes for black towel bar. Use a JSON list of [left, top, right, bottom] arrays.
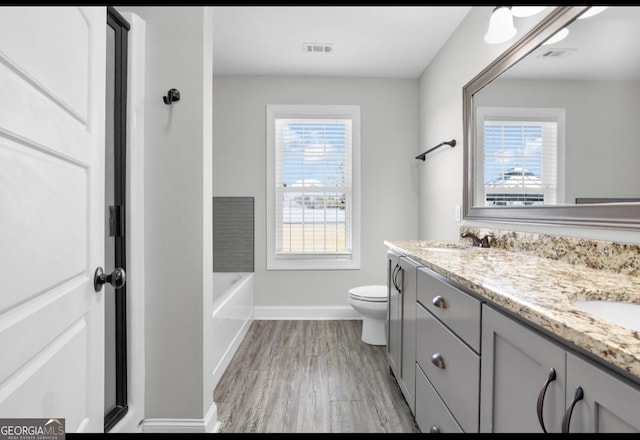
[[416, 139, 456, 161]]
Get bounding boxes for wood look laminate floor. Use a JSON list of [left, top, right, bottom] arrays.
[[213, 320, 421, 433]]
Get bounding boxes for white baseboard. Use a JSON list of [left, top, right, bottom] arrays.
[[203, 403, 218, 433], [142, 402, 218, 433], [254, 305, 361, 320]]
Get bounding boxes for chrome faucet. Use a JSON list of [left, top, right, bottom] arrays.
[[461, 231, 492, 248]]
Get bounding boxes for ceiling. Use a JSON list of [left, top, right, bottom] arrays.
[[212, 6, 472, 78], [501, 6, 640, 81]]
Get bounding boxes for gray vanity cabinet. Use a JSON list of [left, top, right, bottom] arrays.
[[563, 352, 640, 433], [386, 251, 419, 414], [387, 250, 402, 378], [415, 363, 463, 433], [480, 304, 566, 433], [481, 304, 640, 433], [398, 256, 418, 414], [415, 266, 482, 433]]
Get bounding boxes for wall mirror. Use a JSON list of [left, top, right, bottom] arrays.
[[463, 6, 640, 229]]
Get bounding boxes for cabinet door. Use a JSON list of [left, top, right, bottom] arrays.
[[563, 352, 640, 433], [480, 305, 566, 433], [387, 251, 402, 378], [398, 256, 418, 414]]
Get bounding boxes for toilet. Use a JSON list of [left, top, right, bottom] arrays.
[[348, 285, 388, 345]]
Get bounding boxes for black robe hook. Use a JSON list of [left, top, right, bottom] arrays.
[[163, 88, 180, 105]]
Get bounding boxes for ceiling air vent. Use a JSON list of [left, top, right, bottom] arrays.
[[302, 42, 333, 54], [538, 48, 576, 58]]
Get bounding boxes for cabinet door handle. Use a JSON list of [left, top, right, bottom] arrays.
[[391, 264, 397, 291], [392, 264, 401, 292], [561, 386, 584, 433], [395, 265, 403, 293], [432, 295, 447, 309], [536, 367, 557, 433], [431, 353, 445, 369], [429, 425, 441, 433]]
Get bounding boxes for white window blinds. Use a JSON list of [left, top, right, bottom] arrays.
[[274, 118, 353, 256], [483, 118, 559, 206]]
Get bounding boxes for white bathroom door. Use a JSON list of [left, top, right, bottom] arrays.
[[0, 6, 106, 432]]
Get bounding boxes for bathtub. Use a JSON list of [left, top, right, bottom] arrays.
[[209, 272, 254, 389]]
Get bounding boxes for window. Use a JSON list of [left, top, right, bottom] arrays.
[[266, 105, 360, 270], [476, 107, 565, 207]]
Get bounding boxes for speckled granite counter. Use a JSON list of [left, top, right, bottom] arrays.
[[384, 235, 640, 382]]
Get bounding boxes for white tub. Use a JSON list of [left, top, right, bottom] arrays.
[[210, 272, 254, 389]]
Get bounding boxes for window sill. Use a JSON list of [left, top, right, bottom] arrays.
[[267, 256, 360, 271]]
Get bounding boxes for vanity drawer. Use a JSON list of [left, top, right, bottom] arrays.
[[416, 304, 480, 433], [415, 363, 463, 433], [417, 266, 481, 352]]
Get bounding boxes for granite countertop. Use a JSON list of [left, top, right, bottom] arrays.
[[384, 239, 640, 381]]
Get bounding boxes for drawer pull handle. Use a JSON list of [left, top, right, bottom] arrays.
[[536, 367, 557, 433], [431, 353, 445, 369], [432, 295, 447, 309], [561, 386, 584, 433], [429, 425, 441, 433]]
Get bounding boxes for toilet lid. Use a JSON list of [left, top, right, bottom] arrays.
[[349, 285, 387, 301]]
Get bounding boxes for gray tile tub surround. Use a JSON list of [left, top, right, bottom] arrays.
[[213, 197, 254, 273]]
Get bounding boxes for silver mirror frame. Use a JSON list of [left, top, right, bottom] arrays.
[[463, 6, 640, 230]]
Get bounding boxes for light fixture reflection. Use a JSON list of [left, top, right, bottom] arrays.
[[484, 6, 517, 44], [542, 27, 569, 46], [578, 6, 608, 19], [511, 7, 547, 18]]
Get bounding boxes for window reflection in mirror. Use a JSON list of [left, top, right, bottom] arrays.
[[474, 106, 564, 207]]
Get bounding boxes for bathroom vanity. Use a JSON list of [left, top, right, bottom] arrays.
[[385, 229, 640, 433], [387, 251, 419, 414]]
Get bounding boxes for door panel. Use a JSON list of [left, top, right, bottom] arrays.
[[0, 281, 89, 380], [0, 6, 105, 432], [0, 139, 87, 307], [0, 6, 89, 119], [0, 320, 88, 430]]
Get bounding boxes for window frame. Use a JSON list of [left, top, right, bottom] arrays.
[[475, 106, 566, 207], [266, 104, 361, 270]]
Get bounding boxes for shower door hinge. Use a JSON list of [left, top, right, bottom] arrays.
[[109, 205, 124, 237]]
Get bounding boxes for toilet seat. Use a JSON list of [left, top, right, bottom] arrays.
[[349, 285, 387, 302]]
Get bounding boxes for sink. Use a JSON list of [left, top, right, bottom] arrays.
[[572, 300, 640, 333]]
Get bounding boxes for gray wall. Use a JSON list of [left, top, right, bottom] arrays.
[[417, 7, 640, 245], [213, 76, 419, 309], [117, 6, 214, 419]]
